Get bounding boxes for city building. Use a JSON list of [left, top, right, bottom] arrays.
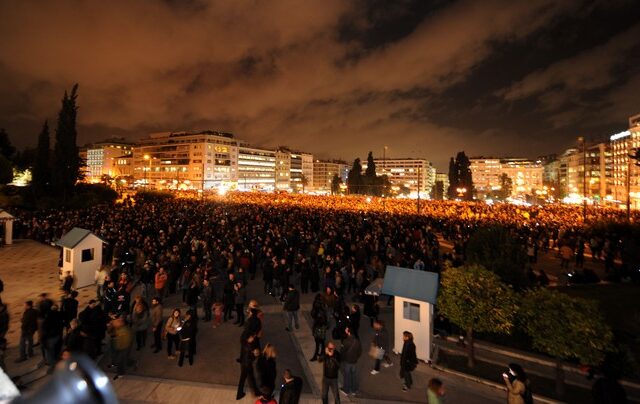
[[363, 158, 436, 197], [500, 158, 544, 196], [237, 144, 276, 191], [83, 138, 134, 182], [434, 172, 449, 200], [469, 158, 501, 197], [470, 157, 543, 198], [133, 131, 238, 190], [274, 147, 313, 192], [312, 160, 348, 192], [610, 113, 640, 209]]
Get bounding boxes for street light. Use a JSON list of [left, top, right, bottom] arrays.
[[143, 154, 150, 189], [456, 187, 467, 198]]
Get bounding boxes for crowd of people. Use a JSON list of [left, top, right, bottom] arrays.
[[2, 191, 637, 403]]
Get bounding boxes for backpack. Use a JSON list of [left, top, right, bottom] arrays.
[[521, 382, 533, 404]]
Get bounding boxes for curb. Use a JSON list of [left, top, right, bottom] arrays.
[[431, 364, 566, 404]]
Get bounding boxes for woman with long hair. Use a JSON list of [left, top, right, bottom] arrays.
[[163, 308, 182, 359], [400, 331, 418, 391], [257, 343, 278, 395], [503, 363, 531, 404]]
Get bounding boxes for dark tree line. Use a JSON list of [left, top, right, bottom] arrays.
[[1, 84, 83, 201], [347, 151, 390, 196], [447, 151, 474, 200]]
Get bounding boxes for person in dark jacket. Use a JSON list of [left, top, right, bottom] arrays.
[[223, 273, 236, 322], [255, 343, 277, 395], [348, 304, 361, 340], [279, 368, 303, 404], [234, 282, 247, 326], [64, 319, 83, 352], [400, 331, 418, 391], [283, 285, 300, 331], [200, 279, 213, 322], [62, 271, 74, 295], [16, 300, 38, 362], [309, 294, 327, 363], [178, 310, 196, 366], [41, 304, 64, 370], [321, 342, 341, 404], [61, 291, 79, 330], [370, 320, 392, 374], [340, 327, 362, 396], [237, 334, 260, 400]]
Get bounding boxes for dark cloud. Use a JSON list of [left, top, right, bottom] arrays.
[[0, 0, 639, 170]]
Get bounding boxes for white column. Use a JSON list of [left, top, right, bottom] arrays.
[[4, 220, 13, 245]]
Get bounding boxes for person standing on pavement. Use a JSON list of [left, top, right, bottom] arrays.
[[178, 310, 196, 367], [370, 320, 392, 374], [283, 284, 300, 331], [256, 343, 278, 396], [112, 316, 132, 380], [427, 378, 445, 404], [234, 281, 247, 327], [131, 300, 150, 351], [61, 291, 79, 332], [237, 334, 260, 400], [322, 341, 341, 404], [164, 308, 182, 359], [16, 300, 38, 362], [340, 326, 362, 396], [224, 273, 236, 322], [310, 294, 327, 362], [201, 279, 213, 322], [400, 331, 418, 391], [503, 363, 531, 404], [41, 304, 64, 371], [279, 368, 303, 404], [150, 297, 163, 353], [154, 267, 168, 298], [95, 267, 107, 301], [348, 304, 361, 339]]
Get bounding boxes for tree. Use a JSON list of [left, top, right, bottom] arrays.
[[497, 173, 512, 199], [52, 84, 81, 200], [447, 157, 456, 199], [300, 173, 309, 193], [331, 174, 342, 195], [465, 225, 529, 288], [0, 154, 13, 185], [520, 289, 613, 397], [364, 151, 378, 195], [447, 152, 474, 200], [32, 120, 51, 194], [0, 128, 16, 160], [437, 264, 517, 367], [347, 158, 363, 195]]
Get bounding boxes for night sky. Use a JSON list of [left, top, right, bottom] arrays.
[[0, 0, 639, 170]]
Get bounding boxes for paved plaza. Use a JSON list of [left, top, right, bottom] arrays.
[[1, 239, 512, 403]]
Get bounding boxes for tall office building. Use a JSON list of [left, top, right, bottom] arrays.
[[237, 144, 276, 191], [84, 139, 134, 182], [363, 158, 436, 197], [610, 113, 640, 209], [312, 160, 348, 192], [133, 131, 238, 190], [469, 158, 502, 197], [470, 157, 543, 198]]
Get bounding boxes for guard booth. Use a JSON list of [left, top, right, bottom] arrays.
[[56, 228, 105, 289], [0, 209, 15, 245], [380, 266, 439, 361]]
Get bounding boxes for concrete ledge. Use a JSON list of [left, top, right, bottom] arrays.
[[432, 364, 566, 404]]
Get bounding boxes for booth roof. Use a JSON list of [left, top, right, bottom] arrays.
[[380, 265, 439, 305], [56, 227, 104, 249]]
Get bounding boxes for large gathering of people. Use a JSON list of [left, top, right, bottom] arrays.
[[0, 191, 637, 403]]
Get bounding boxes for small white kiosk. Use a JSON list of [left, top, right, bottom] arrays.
[[0, 209, 15, 245], [56, 227, 104, 289], [380, 266, 439, 361]]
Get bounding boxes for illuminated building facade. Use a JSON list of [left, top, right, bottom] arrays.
[[312, 160, 348, 192], [133, 131, 238, 190], [237, 144, 276, 191], [84, 139, 134, 182], [363, 158, 436, 197], [611, 113, 640, 209]]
